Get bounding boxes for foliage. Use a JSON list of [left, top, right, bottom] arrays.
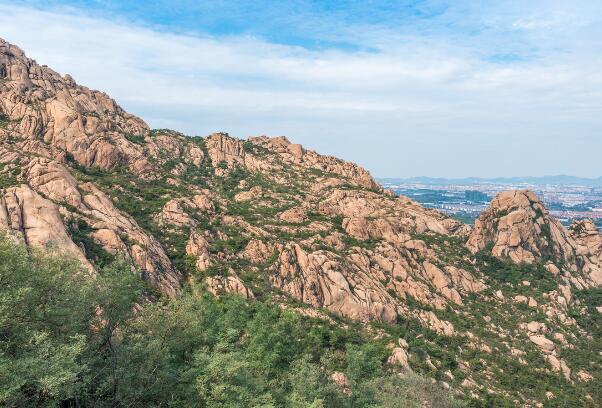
[[123, 133, 146, 145], [0, 171, 18, 189], [0, 236, 464, 407], [475, 250, 558, 292], [67, 218, 114, 268], [0, 112, 9, 127]]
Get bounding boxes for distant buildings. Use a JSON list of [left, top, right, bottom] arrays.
[[380, 180, 602, 227]]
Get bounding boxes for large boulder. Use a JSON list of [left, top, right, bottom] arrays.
[[467, 190, 576, 265]]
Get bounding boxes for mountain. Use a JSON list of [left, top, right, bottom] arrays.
[[380, 176, 602, 186], [1, 38, 601, 406]]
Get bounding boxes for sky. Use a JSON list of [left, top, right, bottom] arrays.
[[0, 0, 601, 178]]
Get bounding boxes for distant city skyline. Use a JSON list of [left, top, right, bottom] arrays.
[[378, 175, 602, 185], [1, 1, 601, 178]]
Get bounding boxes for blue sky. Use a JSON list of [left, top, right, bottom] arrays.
[[1, 1, 601, 177]]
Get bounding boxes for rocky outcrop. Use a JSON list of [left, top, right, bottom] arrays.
[[568, 220, 602, 284], [242, 239, 274, 264], [77, 183, 181, 296], [387, 338, 411, 371], [467, 190, 602, 287], [467, 190, 576, 264], [0, 38, 151, 175], [206, 273, 254, 299], [234, 186, 263, 202], [248, 135, 380, 190], [186, 231, 210, 272], [268, 239, 481, 327], [319, 188, 467, 239], [0, 184, 92, 269], [155, 199, 197, 228], [272, 243, 398, 323], [205, 132, 247, 169]]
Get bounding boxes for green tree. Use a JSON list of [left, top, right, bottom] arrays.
[[0, 237, 95, 406]]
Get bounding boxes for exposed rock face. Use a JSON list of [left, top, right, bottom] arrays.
[[248, 135, 380, 190], [330, 371, 350, 393], [0, 39, 181, 295], [467, 190, 602, 286], [272, 243, 398, 323], [387, 338, 411, 371], [206, 273, 255, 299], [568, 220, 602, 285], [0, 38, 150, 173], [78, 183, 181, 296], [0, 184, 92, 269], [1, 38, 600, 404], [206, 132, 248, 169], [242, 239, 273, 264], [529, 335, 555, 353], [234, 186, 263, 202], [155, 199, 197, 228], [467, 190, 575, 264], [186, 231, 210, 272]]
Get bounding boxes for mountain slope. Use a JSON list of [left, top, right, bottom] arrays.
[[1, 38, 601, 406]]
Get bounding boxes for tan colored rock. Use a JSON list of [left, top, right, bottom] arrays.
[[467, 190, 575, 264], [155, 199, 196, 227], [576, 370, 593, 382], [191, 194, 214, 212], [278, 206, 306, 223], [468, 190, 602, 288], [248, 135, 380, 190], [515, 295, 528, 304], [419, 311, 455, 336], [0, 185, 92, 270], [0, 40, 153, 175], [568, 219, 602, 285], [186, 231, 210, 272], [90, 228, 127, 255], [234, 186, 263, 202], [331, 371, 350, 392], [553, 333, 566, 344], [546, 355, 571, 381], [205, 132, 247, 169], [206, 273, 254, 299], [529, 335, 555, 353], [461, 378, 478, 389], [242, 239, 273, 264], [388, 347, 411, 371], [545, 263, 560, 275], [526, 321, 545, 333], [271, 243, 398, 323]]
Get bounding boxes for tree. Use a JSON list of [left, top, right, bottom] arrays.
[[0, 236, 95, 406]]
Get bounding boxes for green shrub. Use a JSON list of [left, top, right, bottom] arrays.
[[67, 219, 113, 267], [0, 236, 466, 407], [124, 132, 146, 145], [0, 112, 9, 127]]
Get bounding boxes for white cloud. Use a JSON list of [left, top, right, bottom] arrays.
[[0, 3, 600, 177]]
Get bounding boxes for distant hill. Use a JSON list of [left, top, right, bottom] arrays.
[[379, 175, 602, 186]]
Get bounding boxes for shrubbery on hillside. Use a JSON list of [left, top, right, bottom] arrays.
[[0, 236, 463, 407]]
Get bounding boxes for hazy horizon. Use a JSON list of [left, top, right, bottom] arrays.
[[1, 1, 601, 178], [377, 175, 602, 181]]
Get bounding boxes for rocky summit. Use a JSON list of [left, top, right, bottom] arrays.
[[1, 38, 601, 406]]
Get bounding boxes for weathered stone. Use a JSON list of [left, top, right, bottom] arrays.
[[529, 335, 555, 353]]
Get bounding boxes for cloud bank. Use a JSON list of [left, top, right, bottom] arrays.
[[0, 1, 600, 177]]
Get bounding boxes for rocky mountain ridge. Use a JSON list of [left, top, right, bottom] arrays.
[[1, 38, 601, 406]]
